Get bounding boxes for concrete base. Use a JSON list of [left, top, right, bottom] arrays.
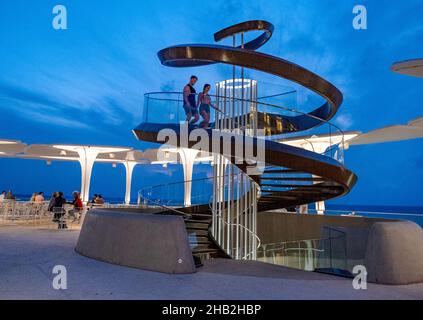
[[75, 209, 195, 274], [365, 221, 423, 285]]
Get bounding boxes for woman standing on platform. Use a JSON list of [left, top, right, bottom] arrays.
[[198, 84, 217, 129]]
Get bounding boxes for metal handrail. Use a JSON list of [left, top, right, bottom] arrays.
[[258, 232, 346, 249], [208, 191, 261, 260], [213, 212, 262, 260], [143, 91, 346, 140], [137, 194, 191, 218], [143, 91, 347, 162], [309, 208, 423, 217], [137, 174, 235, 208]]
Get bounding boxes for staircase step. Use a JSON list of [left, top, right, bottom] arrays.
[[263, 169, 304, 174], [260, 184, 318, 189], [189, 239, 212, 246], [190, 213, 213, 221], [191, 242, 213, 248], [260, 177, 326, 182], [187, 229, 209, 237], [185, 221, 210, 230], [192, 247, 222, 255], [189, 235, 210, 242]]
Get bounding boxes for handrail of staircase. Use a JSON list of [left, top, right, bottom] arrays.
[[143, 91, 346, 141], [137, 174, 233, 207], [208, 193, 261, 260], [137, 194, 192, 218], [211, 213, 262, 260]]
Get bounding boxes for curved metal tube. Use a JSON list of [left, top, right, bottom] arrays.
[[157, 20, 342, 131]]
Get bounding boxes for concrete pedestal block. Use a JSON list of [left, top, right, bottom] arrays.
[[75, 209, 196, 274], [364, 221, 423, 285]]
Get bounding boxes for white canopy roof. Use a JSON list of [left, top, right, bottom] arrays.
[[349, 116, 423, 146], [392, 59, 423, 78], [277, 132, 361, 153], [0, 139, 27, 155], [19, 144, 163, 164]]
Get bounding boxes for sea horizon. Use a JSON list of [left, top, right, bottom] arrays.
[[10, 193, 423, 214]]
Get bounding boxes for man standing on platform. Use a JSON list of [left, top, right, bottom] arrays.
[[183, 75, 199, 124]]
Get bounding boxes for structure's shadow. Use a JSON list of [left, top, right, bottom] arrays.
[[200, 259, 344, 281]]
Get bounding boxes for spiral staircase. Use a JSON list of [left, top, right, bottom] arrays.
[[134, 20, 357, 267]]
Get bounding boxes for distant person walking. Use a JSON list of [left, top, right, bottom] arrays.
[[183, 75, 199, 124]]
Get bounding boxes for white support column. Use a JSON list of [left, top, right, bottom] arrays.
[[179, 148, 199, 207], [123, 161, 137, 205], [77, 147, 100, 203], [315, 201, 326, 215], [299, 204, 309, 214], [308, 142, 330, 216]]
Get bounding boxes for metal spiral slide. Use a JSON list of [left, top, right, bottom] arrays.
[[134, 20, 357, 263]]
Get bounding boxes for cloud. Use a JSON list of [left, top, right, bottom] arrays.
[[0, 79, 138, 130], [335, 113, 354, 130], [23, 110, 93, 130], [0, 81, 79, 113]]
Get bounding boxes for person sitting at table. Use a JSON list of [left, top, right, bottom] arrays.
[[68, 191, 84, 222], [91, 194, 98, 204], [48, 192, 57, 212], [52, 192, 67, 228], [95, 194, 105, 205], [30, 192, 37, 202], [34, 192, 44, 203], [5, 191, 15, 200], [0, 190, 6, 203]]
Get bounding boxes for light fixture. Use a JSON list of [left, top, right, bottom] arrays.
[[109, 153, 115, 159], [59, 150, 67, 156], [218, 78, 256, 89], [164, 151, 170, 159], [46, 160, 52, 166], [112, 163, 117, 168], [162, 163, 168, 168]]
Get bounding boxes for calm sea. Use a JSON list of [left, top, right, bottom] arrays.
[[12, 194, 423, 227]]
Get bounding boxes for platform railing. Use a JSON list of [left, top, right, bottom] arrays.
[[308, 208, 423, 228], [137, 175, 262, 260], [0, 200, 86, 229], [141, 92, 348, 165], [257, 227, 348, 273], [138, 176, 217, 207], [138, 91, 351, 261], [0, 200, 49, 222]]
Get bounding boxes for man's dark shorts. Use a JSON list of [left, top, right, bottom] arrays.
[[183, 105, 198, 115]]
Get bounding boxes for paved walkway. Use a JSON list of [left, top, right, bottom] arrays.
[[1, 226, 423, 300]]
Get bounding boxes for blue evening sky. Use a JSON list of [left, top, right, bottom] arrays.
[[0, 0, 422, 206]]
